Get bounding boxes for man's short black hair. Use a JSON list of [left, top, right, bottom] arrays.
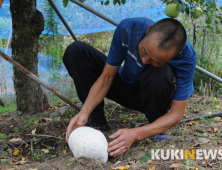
[[146, 18, 187, 57]]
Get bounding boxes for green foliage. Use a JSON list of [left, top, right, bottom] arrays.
[[211, 96, 219, 113], [0, 159, 7, 166], [99, 0, 126, 5], [119, 113, 128, 120], [13, 127, 19, 134], [0, 133, 7, 139], [42, 0, 62, 82], [181, 159, 193, 169], [162, 0, 221, 34], [0, 99, 16, 114], [140, 152, 151, 164], [33, 152, 44, 158], [26, 117, 38, 125], [63, 0, 69, 7], [179, 10, 222, 96], [66, 108, 78, 118]]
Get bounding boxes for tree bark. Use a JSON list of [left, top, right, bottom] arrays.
[[10, 0, 50, 113]]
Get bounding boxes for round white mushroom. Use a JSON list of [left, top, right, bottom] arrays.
[[68, 126, 108, 163]]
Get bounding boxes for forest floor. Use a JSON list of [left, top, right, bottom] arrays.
[[0, 95, 222, 170]]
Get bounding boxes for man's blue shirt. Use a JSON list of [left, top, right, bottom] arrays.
[[106, 17, 197, 101]]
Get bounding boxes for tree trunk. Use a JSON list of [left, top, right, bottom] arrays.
[[10, 0, 50, 113]]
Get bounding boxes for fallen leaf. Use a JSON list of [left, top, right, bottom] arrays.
[[110, 161, 119, 166], [169, 145, 176, 148], [208, 163, 213, 168], [191, 144, 200, 149], [148, 160, 153, 164], [43, 118, 53, 122], [201, 161, 207, 167], [42, 149, 49, 154], [32, 120, 37, 124], [21, 155, 29, 161], [190, 120, 199, 124], [12, 160, 26, 165], [57, 100, 63, 104], [127, 115, 133, 120], [148, 165, 156, 170], [10, 125, 13, 127], [54, 107, 58, 109], [214, 117, 221, 121], [207, 128, 218, 133], [39, 108, 44, 113], [63, 150, 67, 154], [117, 165, 130, 170], [170, 163, 182, 169], [219, 146, 222, 150], [146, 138, 152, 144], [110, 165, 130, 170], [122, 120, 126, 123], [31, 129, 36, 135], [196, 138, 211, 144], [9, 138, 23, 143], [12, 150, 21, 155]]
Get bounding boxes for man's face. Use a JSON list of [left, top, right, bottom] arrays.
[[138, 32, 177, 67]]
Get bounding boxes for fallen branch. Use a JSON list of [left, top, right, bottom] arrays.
[[26, 134, 64, 139]]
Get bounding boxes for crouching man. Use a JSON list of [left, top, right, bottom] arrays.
[[63, 17, 197, 157]]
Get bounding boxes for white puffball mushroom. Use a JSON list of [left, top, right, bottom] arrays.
[[68, 126, 108, 163]]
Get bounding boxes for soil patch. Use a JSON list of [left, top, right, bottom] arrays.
[[0, 95, 222, 170]]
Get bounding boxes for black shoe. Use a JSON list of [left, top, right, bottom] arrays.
[[85, 121, 111, 131]]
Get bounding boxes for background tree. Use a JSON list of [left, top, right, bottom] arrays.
[[9, 0, 50, 113]]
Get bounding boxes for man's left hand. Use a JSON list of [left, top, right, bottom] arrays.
[[108, 128, 137, 157]]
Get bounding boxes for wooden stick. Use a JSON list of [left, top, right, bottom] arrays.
[[26, 134, 64, 139], [0, 50, 81, 111]]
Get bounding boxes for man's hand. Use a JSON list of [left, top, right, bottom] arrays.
[[66, 111, 89, 143], [108, 128, 138, 157]]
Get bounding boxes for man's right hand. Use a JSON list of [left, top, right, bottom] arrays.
[[66, 111, 89, 143]]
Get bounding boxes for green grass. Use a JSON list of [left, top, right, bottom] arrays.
[[0, 133, 7, 139], [0, 99, 16, 114]]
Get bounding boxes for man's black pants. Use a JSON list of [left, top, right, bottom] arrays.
[[63, 41, 176, 126]]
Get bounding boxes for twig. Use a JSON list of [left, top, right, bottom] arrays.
[[31, 139, 34, 156], [62, 121, 67, 129], [110, 104, 119, 116], [26, 134, 64, 139], [96, 160, 105, 170], [8, 143, 16, 150]]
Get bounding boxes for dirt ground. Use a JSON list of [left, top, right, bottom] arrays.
[[0, 95, 222, 170]]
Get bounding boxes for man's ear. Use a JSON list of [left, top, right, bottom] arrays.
[[179, 51, 182, 55], [146, 24, 151, 35]]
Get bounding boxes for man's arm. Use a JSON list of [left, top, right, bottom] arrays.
[[134, 99, 187, 140], [108, 99, 187, 157], [81, 63, 120, 116], [66, 63, 120, 142]]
